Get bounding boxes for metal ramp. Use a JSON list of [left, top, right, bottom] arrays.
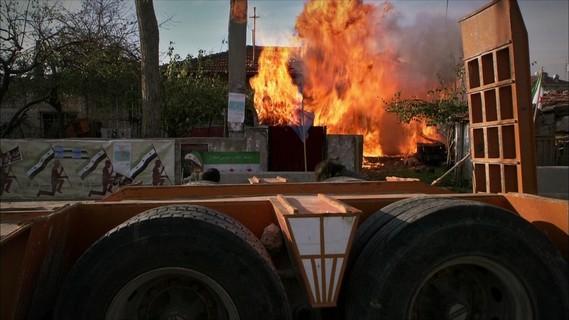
[[460, 0, 537, 194]]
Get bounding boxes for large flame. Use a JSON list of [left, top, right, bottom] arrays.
[[249, 0, 445, 156], [249, 47, 301, 126]]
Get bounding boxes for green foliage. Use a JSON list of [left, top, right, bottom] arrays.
[[52, 0, 141, 108], [384, 64, 468, 162], [56, 43, 140, 97], [385, 64, 467, 128], [162, 45, 228, 137]]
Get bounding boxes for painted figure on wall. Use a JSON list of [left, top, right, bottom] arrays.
[[37, 160, 68, 197], [152, 159, 168, 185], [88, 160, 115, 197], [1, 165, 17, 195]]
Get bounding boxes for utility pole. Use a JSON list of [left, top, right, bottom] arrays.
[[227, 0, 247, 136], [249, 7, 260, 62]]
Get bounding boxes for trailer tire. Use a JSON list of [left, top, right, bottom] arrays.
[[343, 197, 569, 320], [346, 196, 445, 274], [54, 205, 290, 320]]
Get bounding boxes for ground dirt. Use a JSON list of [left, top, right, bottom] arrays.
[[360, 156, 472, 193]]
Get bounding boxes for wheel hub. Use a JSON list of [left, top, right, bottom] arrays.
[[410, 257, 533, 320], [446, 302, 469, 320], [107, 267, 239, 320]]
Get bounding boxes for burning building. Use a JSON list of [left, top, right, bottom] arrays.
[[249, 0, 460, 157]]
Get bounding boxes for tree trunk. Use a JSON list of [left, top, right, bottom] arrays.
[[135, 0, 161, 138], [0, 67, 11, 107]]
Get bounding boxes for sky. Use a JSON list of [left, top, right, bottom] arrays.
[[152, 0, 569, 80]]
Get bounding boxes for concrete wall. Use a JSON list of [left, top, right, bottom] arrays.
[[178, 128, 363, 181], [1, 129, 364, 200], [326, 134, 363, 172], [537, 166, 569, 200]]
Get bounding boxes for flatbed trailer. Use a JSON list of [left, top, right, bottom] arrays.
[[2, 181, 568, 319], [1, 0, 568, 319]]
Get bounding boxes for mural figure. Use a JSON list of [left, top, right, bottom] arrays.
[[152, 159, 168, 185], [1, 166, 17, 195], [88, 160, 115, 197], [37, 160, 68, 197]]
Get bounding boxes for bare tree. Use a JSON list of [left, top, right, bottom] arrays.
[[1, 0, 142, 138], [57, 0, 140, 65], [134, 0, 161, 137], [0, 0, 62, 106]]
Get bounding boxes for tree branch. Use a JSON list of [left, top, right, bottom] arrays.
[[1, 90, 52, 138]]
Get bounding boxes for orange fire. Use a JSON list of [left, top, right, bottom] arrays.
[[249, 47, 301, 126], [249, 0, 443, 156]]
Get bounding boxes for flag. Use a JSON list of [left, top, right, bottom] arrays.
[[77, 149, 107, 179], [26, 147, 55, 179], [531, 70, 544, 110], [128, 146, 157, 179], [289, 107, 315, 143], [2, 146, 23, 167], [202, 151, 261, 173], [53, 145, 89, 160], [289, 88, 314, 143]]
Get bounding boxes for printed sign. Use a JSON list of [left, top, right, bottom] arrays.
[[227, 92, 246, 123]]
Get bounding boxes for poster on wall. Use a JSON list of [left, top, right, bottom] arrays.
[[0, 139, 175, 200], [113, 142, 132, 176], [180, 143, 208, 182], [227, 92, 246, 123]]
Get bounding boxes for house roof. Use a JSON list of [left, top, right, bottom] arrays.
[[530, 72, 569, 111], [189, 45, 302, 77], [541, 90, 569, 107], [531, 72, 569, 90]]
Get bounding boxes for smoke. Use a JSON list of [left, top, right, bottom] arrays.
[[372, 6, 463, 96], [279, 0, 463, 155], [361, 2, 464, 155]]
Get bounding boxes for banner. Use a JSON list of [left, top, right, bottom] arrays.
[[202, 151, 261, 173], [0, 139, 175, 200]]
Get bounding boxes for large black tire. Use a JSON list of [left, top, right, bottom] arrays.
[[342, 197, 569, 319], [347, 196, 447, 274], [54, 205, 291, 320], [329, 196, 459, 320]]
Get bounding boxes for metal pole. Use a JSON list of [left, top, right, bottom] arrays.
[[249, 7, 260, 62]]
